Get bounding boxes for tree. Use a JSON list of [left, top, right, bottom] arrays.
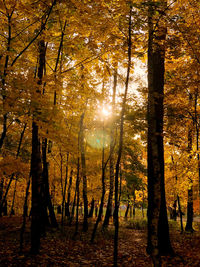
[[147, 1, 173, 265]]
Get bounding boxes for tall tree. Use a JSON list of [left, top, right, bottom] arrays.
[[147, 0, 173, 265]]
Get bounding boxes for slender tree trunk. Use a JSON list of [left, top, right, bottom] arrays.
[[114, 6, 132, 266], [88, 198, 95, 218], [0, 14, 12, 151], [125, 198, 130, 218], [10, 179, 17, 216], [66, 169, 73, 217], [31, 39, 46, 254], [91, 123, 107, 242], [142, 189, 145, 218], [147, 1, 173, 264], [42, 138, 58, 227], [177, 195, 183, 233], [61, 154, 69, 226], [185, 94, 194, 232], [0, 123, 27, 216], [74, 158, 80, 237], [69, 189, 76, 226], [103, 67, 117, 228], [80, 113, 88, 232], [133, 191, 136, 217], [0, 179, 3, 216], [20, 174, 31, 252]]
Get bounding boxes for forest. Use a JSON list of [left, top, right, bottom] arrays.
[[0, 0, 200, 266]]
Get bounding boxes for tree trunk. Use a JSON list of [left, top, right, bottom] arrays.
[[10, 179, 17, 216], [80, 112, 88, 232], [88, 198, 95, 218], [114, 6, 132, 266], [125, 202, 130, 218], [103, 67, 117, 228], [42, 138, 58, 227], [61, 154, 69, 226], [0, 123, 27, 216], [20, 173, 31, 252], [74, 158, 80, 237], [147, 1, 173, 263], [185, 187, 194, 232], [91, 128, 106, 243], [0, 14, 11, 151], [133, 192, 136, 217], [31, 121, 44, 254], [185, 94, 194, 232], [65, 169, 73, 217], [31, 39, 46, 254]]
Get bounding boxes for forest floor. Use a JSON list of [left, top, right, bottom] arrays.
[[0, 216, 200, 266]]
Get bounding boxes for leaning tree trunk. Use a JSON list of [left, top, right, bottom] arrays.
[[147, 1, 173, 264]]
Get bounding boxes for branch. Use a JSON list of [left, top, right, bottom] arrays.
[[11, 0, 56, 67]]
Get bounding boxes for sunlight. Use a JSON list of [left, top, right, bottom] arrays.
[[100, 105, 112, 118]]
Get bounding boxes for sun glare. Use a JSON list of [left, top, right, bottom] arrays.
[[101, 105, 112, 117]]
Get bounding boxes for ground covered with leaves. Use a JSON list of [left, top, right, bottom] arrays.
[[0, 216, 200, 266]]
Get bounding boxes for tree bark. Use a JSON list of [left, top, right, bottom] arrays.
[[103, 67, 117, 228], [61, 154, 69, 226], [65, 169, 73, 217], [185, 94, 194, 232], [114, 6, 132, 266], [31, 39, 46, 254], [88, 198, 95, 218], [20, 173, 31, 252], [91, 124, 107, 242], [42, 138, 58, 227], [147, 1, 173, 263], [80, 112, 88, 232]]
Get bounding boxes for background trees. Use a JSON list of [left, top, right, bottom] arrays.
[[1, 0, 200, 266]]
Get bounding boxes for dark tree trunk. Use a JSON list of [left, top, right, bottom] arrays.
[[91, 129, 106, 243], [65, 169, 73, 217], [133, 192, 136, 217], [88, 198, 95, 218], [114, 6, 132, 266], [80, 113, 88, 232], [185, 95, 194, 232], [185, 187, 194, 232], [74, 158, 80, 237], [147, 1, 173, 264], [61, 154, 69, 226], [20, 174, 31, 252], [0, 179, 3, 217], [31, 121, 44, 254], [10, 179, 17, 216], [69, 165, 79, 225], [42, 138, 58, 227], [31, 39, 46, 254], [177, 195, 184, 233], [0, 14, 11, 151], [103, 67, 117, 228], [125, 201, 130, 218]]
